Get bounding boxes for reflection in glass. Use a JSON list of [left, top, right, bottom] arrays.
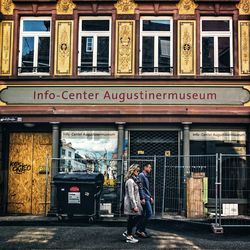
[[97, 37, 109, 72], [21, 37, 34, 73], [202, 20, 229, 32], [38, 37, 50, 73], [82, 20, 110, 31], [218, 37, 230, 73], [158, 37, 170, 72], [143, 20, 170, 31], [142, 37, 154, 72], [202, 37, 214, 73], [81, 36, 93, 72], [23, 20, 50, 32]]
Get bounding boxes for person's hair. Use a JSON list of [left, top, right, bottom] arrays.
[[143, 163, 151, 169], [124, 164, 140, 181]]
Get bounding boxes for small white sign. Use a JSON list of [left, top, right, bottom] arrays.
[[68, 192, 81, 204], [222, 204, 238, 216]]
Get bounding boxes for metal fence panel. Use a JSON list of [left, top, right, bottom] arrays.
[[218, 154, 250, 228], [45, 154, 250, 229]]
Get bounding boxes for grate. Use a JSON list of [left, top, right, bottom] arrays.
[[129, 131, 179, 212]]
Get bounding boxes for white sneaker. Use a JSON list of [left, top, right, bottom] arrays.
[[126, 235, 139, 243], [122, 231, 128, 237]]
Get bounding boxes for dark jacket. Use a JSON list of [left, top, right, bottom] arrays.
[[138, 172, 152, 200]]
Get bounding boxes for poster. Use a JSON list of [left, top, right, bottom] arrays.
[[60, 130, 118, 186]]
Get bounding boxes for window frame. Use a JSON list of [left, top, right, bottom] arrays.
[[78, 16, 112, 76], [139, 16, 173, 76], [18, 16, 51, 76], [200, 16, 233, 76]]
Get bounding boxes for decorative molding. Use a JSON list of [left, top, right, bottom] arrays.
[[0, 21, 14, 76], [115, 20, 135, 75], [0, 0, 15, 15], [239, 21, 250, 76], [244, 86, 250, 106], [0, 84, 7, 106], [54, 21, 73, 76], [177, 0, 198, 15], [178, 20, 196, 75], [56, 0, 76, 15], [237, 0, 250, 15], [115, 0, 137, 14]]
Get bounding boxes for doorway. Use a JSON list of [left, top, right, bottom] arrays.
[[7, 133, 52, 215], [129, 130, 180, 213]]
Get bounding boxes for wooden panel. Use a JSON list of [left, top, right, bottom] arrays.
[[0, 21, 14, 76], [187, 174, 204, 218], [7, 133, 33, 214], [54, 20, 74, 76], [32, 133, 52, 215], [8, 133, 52, 215], [178, 20, 196, 75], [115, 20, 135, 75], [238, 21, 250, 76]]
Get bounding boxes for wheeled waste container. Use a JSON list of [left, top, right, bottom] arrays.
[[53, 172, 104, 221]]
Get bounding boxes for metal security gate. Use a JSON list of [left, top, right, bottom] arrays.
[[129, 131, 179, 213]]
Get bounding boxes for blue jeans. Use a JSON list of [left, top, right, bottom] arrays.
[[136, 199, 153, 233]]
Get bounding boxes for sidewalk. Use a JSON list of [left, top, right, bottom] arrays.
[[0, 215, 209, 230]]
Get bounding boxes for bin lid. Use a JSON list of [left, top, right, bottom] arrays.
[[53, 172, 104, 184]]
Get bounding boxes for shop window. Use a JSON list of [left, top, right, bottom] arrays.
[[200, 17, 233, 75], [78, 17, 111, 75], [139, 17, 173, 75], [18, 17, 51, 75]]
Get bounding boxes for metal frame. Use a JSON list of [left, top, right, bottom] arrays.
[[45, 154, 250, 232]]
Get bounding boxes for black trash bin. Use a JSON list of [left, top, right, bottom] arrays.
[[53, 172, 104, 221]]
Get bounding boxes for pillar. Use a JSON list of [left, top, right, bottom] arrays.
[[116, 122, 125, 215], [182, 122, 191, 213], [48, 123, 60, 215]]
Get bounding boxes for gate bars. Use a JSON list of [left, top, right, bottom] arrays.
[[45, 154, 250, 230]]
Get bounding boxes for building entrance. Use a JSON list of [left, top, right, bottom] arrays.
[[129, 130, 179, 213], [7, 133, 52, 215]]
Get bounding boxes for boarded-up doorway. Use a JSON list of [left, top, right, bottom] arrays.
[[7, 133, 52, 215]]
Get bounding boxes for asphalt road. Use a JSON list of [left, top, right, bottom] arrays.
[[0, 222, 249, 249]]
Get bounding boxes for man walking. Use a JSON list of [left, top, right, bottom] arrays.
[[136, 163, 154, 238]]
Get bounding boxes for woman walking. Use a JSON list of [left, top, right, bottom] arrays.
[[123, 164, 143, 243]]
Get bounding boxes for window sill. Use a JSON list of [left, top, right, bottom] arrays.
[[78, 72, 111, 76], [18, 73, 50, 76], [201, 73, 234, 76], [139, 72, 173, 76]]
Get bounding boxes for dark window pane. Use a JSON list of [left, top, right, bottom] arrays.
[[82, 20, 110, 31], [23, 20, 50, 32], [37, 37, 50, 73], [158, 37, 170, 72], [143, 20, 170, 31], [21, 37, 34, 73], [81, 37, 93, 72], [202, 37, 214, 73], [97, 37, 109, 72], [218, 37, 230, 73], [202, 20, 230, 31], [142, 37, 154, 72]]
